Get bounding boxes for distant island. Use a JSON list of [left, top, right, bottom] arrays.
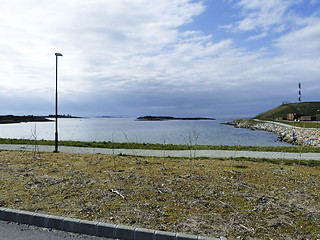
[[136, 116, 215, 121], [97, 116, 124, 118], [47, 114, 81, 118], [0, 115, 52, 124], [0, 114, 82, 124]]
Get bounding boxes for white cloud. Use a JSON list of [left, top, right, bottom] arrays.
[[275, 19, 320, 58], [246, 31, 267, 40], [0, 0, 319, 117], [232, 0, 293, 33], [0, 0, 206, 95]]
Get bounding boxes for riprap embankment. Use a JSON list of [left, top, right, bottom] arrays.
[[227, 119, 320, 147]]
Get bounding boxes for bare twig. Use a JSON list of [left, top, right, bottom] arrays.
[[184, 132, 193, 158], [296, 145, 303, 183], [109, 189, 125, 200], [30, 124, 42, 166], [239, 224, 255, 233], [162, 137, 166, 170], [232, 134, 240, 172], [112, 132, 116, 171], [193, 129, 199, 158], [185, 132, 193, 176], [184, 129, 200, 176], [217, 199, 235, 211], [123, 131, 139, 162], [163, 137, 166, 158]]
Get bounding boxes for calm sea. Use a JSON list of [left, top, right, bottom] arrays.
[[0, 118, 291, 146]]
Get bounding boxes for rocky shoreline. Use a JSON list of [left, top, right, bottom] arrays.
[[227, 119, 320, 147]]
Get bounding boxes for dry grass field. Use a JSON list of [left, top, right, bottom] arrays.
[[0, 150, 319, 239]]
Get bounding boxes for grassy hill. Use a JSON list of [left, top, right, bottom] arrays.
[[254, 102, 320, 120]]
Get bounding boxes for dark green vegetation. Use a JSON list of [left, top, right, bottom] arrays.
[[255, 102, 320, 120], [1, 151, 319, 239], [0, 114, 80, 124], [0, 115, 52, 124], [1, 137, 320, 153], [136, 116, 215, 121]]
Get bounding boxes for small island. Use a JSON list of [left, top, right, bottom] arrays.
[[136, 116, 215, 121], [47, 114, 80, 118]]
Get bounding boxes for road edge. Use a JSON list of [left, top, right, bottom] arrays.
[[0, 207, 223, 240]]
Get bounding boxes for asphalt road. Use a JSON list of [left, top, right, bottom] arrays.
[[0, 220, 117, 240], [0, 144, 319, 160]]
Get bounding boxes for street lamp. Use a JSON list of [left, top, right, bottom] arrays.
[[55, 53, 63, 152]]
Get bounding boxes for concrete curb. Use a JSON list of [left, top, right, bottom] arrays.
[[0, 207, 224, 240]]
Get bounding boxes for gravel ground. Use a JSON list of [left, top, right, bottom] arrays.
[[0, 150, 319, 239]]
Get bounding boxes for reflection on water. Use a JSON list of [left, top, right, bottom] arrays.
[[0, 118, 291, 146]]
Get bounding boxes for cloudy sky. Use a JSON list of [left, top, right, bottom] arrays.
[[0, 0, 319, 118]]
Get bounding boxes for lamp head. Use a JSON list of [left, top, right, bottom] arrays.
[[55, 53, 63, 56]]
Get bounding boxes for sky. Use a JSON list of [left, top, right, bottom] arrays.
[[0, 0, 319, 118]]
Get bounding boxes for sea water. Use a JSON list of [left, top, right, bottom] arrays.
[[0, 118, 291, 146]]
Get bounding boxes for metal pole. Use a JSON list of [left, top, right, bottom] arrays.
[[55, 55, 58, 152], [54, 53, 62, 152]]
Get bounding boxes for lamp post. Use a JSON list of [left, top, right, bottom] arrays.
[[55, 53, 63, 152]]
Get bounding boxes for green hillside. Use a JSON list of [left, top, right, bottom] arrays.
[[254, 102, 320, 120]]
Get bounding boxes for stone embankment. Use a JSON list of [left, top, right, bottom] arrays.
[[228, 119, 320, 147]]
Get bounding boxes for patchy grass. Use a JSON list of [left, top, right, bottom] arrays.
[[278, 120, 320, 129], [254, 102, 320, 120], [1, 137, 320, 153], [227, 157, 320, 168], [0, 151, 319, 239]]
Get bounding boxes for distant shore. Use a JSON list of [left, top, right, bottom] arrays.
[[0, 114, 81, 124], [0, 115, 52, 124], [136, 116, 215, 121]]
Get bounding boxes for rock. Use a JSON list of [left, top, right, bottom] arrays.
[[230, 119, 320, 147]]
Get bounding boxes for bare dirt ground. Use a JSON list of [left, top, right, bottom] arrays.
[[0, 150, 319, 239]]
